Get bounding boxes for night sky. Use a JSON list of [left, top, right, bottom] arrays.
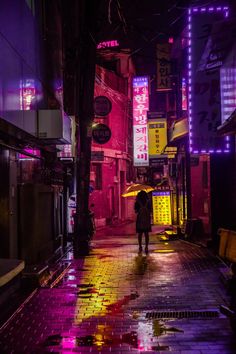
[[97, 0, 234, 74]]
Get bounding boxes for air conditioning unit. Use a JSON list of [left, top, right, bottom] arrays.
[[38, 110, 71, 144], [2, 110, 72, 146]]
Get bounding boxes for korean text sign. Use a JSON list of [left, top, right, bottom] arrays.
[[132, 76, 149, 166], [148, 118, 167, 157], [156, 43, 171, 91], [152, 190, 172, 225], [189, 8, 230, 153]]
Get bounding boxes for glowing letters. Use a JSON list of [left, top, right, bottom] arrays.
[[97, 40, 119, 49], [133, 76, 149, 166]]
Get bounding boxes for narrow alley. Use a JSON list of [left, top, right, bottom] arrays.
[[0, 223, 235, 353]]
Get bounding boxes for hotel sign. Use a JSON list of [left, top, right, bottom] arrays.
[[132, 76, 149, 166], [97, 40, 119, 49]]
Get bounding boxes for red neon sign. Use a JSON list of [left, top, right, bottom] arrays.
[[97, 40, 119, 49]]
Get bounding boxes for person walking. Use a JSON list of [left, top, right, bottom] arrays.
[[135, 190, 152, 254]]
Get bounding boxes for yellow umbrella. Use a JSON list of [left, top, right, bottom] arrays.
[[122, 183, 154, 197]]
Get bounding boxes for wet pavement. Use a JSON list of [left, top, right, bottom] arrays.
[[0, 222, 236, 353]]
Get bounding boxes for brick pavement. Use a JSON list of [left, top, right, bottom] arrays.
[[0, 223, 236, 353]]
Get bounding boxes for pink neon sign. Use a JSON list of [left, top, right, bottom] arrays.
[[18, 148, 40, 160], [182, 77, 187, 111], [132, 76, 149, 166], [97, 40, 119, 49], [20, 79, 36, 110]]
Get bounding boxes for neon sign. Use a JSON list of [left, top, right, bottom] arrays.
[[18, 148, 40, 160], [220, 68, 236, 124], [188, 6, 231, 153], [132, 76, 149, 166], [97, 40, 119, 49], [20, 79, 36, 110], [181, 77, 187, 111]]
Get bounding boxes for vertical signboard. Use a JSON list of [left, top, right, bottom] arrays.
[[188, 6, 231, 153], [20, 79, 36, 110], [157, 43, 172, 91], [152, 190, 172, 225], [132, 76, 149, 166], [220, 67, 236, 124], [148, 117, 167, 157], [181, 77, 187, 111]]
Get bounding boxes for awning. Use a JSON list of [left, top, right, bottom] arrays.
[[217, 109, 236, 136], [168, 118, 188, 143]]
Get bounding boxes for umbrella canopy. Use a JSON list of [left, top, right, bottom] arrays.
[[122, 183, 154, 197]]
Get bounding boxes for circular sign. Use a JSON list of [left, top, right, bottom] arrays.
[[94, 96, 112, 116], [92, 123, 111, 144]]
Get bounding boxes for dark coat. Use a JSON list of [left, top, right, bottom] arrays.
[[135, 199, 151, 233]]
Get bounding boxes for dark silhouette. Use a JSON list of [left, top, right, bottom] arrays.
[[88, 203, 96, 239], [134, 190, 151, 254]]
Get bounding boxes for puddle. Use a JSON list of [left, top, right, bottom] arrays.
[[77, 283, 94, 288], [153, 319, 184, 337], [152, 345, 170, 350], [131, 255, 158, 277], [77, 293, 93, 298], [43, 322, 182, 351], [43, 334, 62, 346], [106, 292, 139, 314], [43, 331, 138, 349], [76, 268, 90, 271], [134, 255, 148, 275], [76, 335, 94, 346], [78, 288, 97, 294], [76, 284, 97, 298], [153, 249, 175, 253], [98, 255, 114, 259], [132, 311, 140, 319]]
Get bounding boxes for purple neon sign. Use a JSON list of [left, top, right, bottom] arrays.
[[188, 6, 231, 154]]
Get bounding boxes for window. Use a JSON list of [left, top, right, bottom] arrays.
[[91, 163, 102, 190]]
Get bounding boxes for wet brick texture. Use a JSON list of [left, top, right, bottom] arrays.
[[0, 223, 236, 353]]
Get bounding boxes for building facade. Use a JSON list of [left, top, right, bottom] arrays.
[[0, 0, 70, 264], [90, 54, 136, 226]]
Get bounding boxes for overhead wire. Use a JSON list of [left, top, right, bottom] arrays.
[[99, 0, 232, 63], [108, 0, 112, 24]]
